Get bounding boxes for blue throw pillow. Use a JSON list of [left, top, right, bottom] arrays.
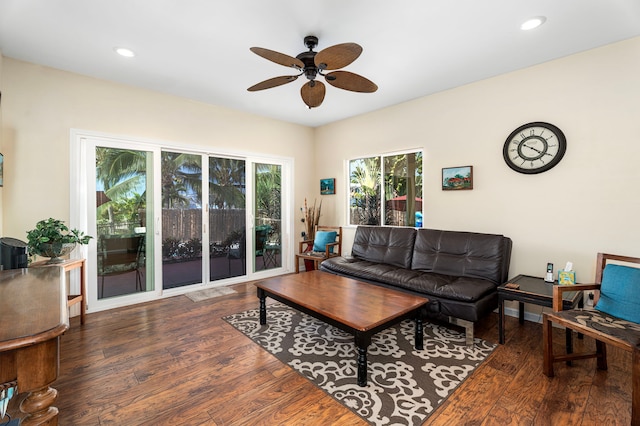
[[313, 231, 337, 253], [595, 264, 640, 324]]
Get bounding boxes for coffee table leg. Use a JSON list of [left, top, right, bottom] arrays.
[[357, 347, 367, 386], [355, 334, 371, 387], [257, 288, 266, 325], [415, 312, 424, 350]]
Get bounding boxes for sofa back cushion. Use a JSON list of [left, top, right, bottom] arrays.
[[411, 229, 511, 284], [351, 226, 417, 269]]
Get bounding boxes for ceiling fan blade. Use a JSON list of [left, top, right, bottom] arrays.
[[300, 81, 326, 108], [250, 47, 304, 69], [247, 75, 299, 91], [314, 43, 362, 70], [325, 71, 378, 93]]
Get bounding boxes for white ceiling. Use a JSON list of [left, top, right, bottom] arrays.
[[1, 0, 639, 127]]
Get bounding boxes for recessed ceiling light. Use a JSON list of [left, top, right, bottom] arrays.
[[114, 47, 136, 58], [521, 16, 546, 31]]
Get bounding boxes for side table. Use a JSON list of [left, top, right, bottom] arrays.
[[498, 274, 583, 350], [31, 258, 86, 325]]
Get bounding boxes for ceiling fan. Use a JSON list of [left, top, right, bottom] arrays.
[[247, 35, 378, 108]]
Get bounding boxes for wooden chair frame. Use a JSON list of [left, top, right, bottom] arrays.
[[295, 225, 342, 273], [542, 253, 640, 425]]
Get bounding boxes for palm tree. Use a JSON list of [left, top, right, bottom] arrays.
[[96, 148, 147, 233], [96, 148, 204, 229], [255, 164, 281, 220], [96, 148, 147, 200], [161, 152, 202, 209], [209, 157, 246, 209]]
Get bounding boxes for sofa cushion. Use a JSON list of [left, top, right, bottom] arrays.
[[411, 229, 510, 284], [351, 226, 416, 269], [320, 256, 496, 303]]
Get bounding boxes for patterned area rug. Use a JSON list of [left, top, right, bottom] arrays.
[[224, 303, 496, 425], [185, 286, 236, 302]]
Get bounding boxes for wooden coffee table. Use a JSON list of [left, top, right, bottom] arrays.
[[255, 270, 429, 386]]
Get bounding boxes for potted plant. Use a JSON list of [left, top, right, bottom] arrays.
[[26, 218, 92, 264]]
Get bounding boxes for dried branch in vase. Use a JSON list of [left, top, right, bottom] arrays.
[[301, 198, 322, 241]]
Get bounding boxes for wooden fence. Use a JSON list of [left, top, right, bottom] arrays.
[[163, 209, 246, 243], [99, 209, 279, 244]]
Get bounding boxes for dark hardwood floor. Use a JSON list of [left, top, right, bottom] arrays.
[[11, 280, 632, 425]]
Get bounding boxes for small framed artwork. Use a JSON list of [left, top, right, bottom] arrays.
[[442, 165, 473, 191], [320, 178, 335, 195]]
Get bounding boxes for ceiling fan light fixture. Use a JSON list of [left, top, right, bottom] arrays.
[[248, 36, 376, 108], [521, 16, 546, 31], [114, 47, 136, 57]]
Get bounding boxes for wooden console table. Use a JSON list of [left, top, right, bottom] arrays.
[[0, 266, 69, 425], [31, 258, 86, 325]]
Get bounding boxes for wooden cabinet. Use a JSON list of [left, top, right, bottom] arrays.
[[0, 267, 69, 425]]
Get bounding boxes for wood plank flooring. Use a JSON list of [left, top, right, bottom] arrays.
[[9, 280, 632, 425]]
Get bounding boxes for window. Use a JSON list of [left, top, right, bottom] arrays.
[[349, 151, 422, 227]]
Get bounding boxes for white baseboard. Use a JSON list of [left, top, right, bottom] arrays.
[[500, 305, 545, 324]]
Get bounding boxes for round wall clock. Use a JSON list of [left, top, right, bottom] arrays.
[[503, 122, 567, 174]]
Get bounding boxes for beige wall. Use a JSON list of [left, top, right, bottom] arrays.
[[0, 59, 315, 242], [315, 36, 640, 282], [2, 36, 639, 284], [0, 51, 3, 235]]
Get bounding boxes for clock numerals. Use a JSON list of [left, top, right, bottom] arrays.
[[503, 122, 567, 174]]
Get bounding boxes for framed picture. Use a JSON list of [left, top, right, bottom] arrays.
[[0, 153, 3, 187], [320, 178, 335, 195], [442, 166, 473, 191]]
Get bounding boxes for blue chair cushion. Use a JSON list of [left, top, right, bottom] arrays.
[[595, 264, 640, 324], [313, 231, 337, 253]]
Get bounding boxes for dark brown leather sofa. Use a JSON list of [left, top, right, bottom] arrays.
[[319, 226, 512, 344]]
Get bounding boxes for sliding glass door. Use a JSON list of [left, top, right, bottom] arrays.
[[74, 131, 291, 312], [209, 157, 247, 281], [94, 145, 156, 302], [254, 162, 282, 272], [161, 151, 203, 289]]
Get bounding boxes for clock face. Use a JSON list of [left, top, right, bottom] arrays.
[[503, 122, 567, 174]]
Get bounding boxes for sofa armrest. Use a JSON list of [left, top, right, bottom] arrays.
[[552, 283, 601, 312]]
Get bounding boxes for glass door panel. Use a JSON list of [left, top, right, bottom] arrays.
[[209, 157, 246, 281], [95, 147, 153, 299], [254, 163, 282, 272], [161, 151, 203, 289]]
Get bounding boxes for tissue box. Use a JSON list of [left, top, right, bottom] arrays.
[[558, 270, 576, 285]]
